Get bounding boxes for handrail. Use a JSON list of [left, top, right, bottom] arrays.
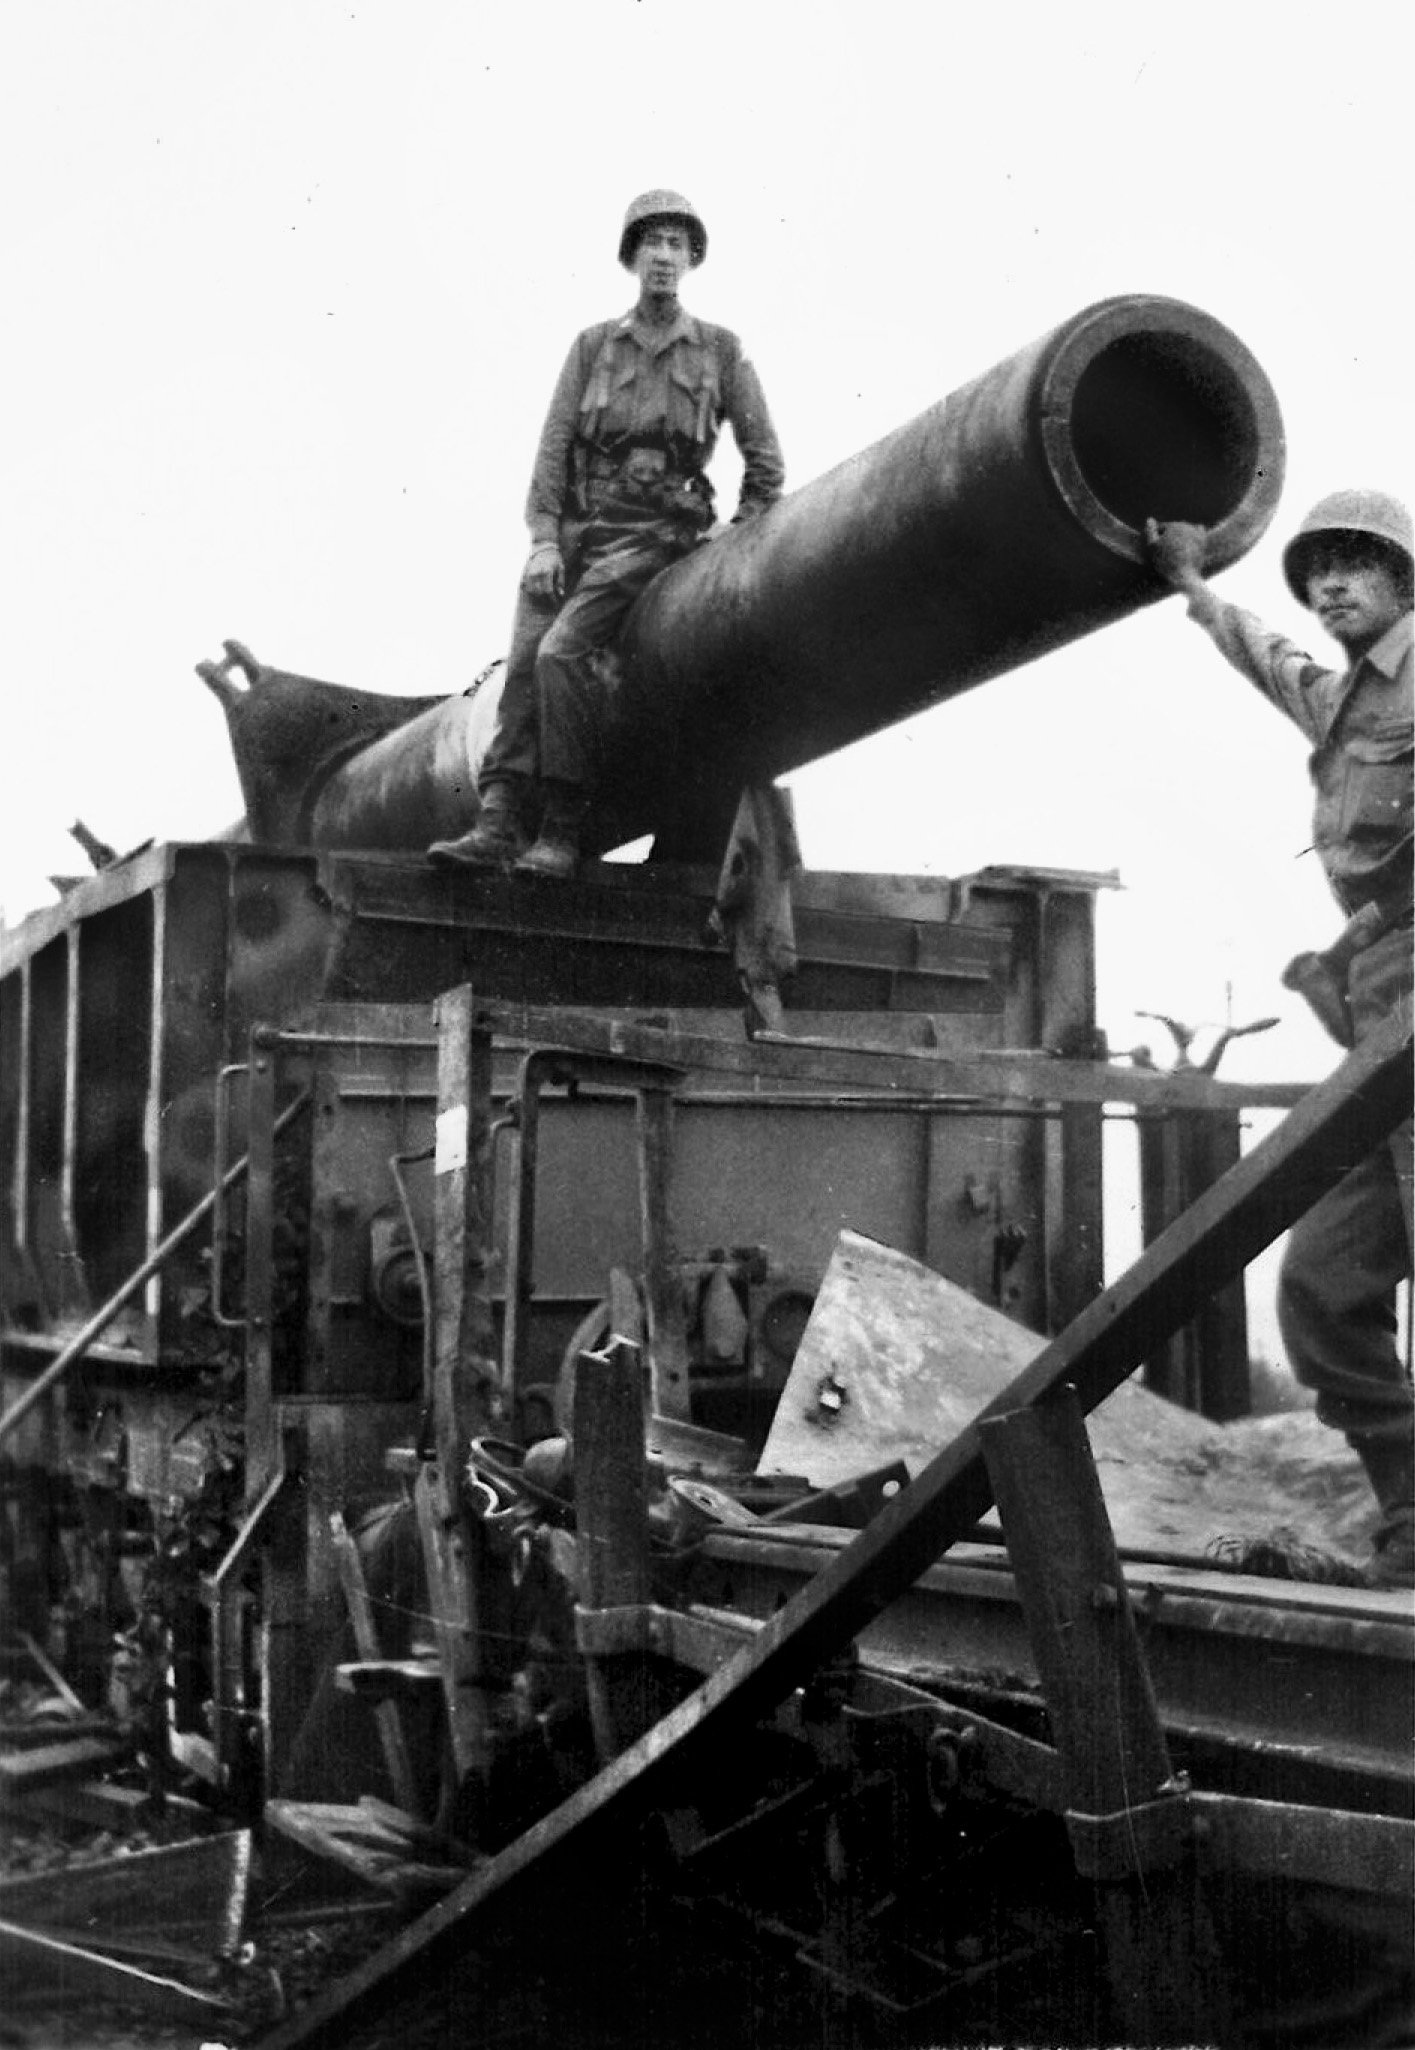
[[209, 1062, 250, 1329], [0, 1091, 310, 1449]]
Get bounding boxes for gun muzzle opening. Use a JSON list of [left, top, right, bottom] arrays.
[[1038, 300, 1284, 569]]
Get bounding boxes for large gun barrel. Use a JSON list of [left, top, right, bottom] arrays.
[[213, 295, 1284, 859], [607, 294, 1282, 853]]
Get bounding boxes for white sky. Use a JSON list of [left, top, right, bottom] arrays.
[[0, 0, 1409, 1118]]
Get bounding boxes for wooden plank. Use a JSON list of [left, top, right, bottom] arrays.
[[265, 1800, 466, 1899], [574, 1339, 656, 1761], [431, 986, 500, 1449], [0, 1735, 130, 1791], [0, 1714, 115, 1749], [15, 1631, 86, 1715], [258, 1009, 1411, 2049], [330, 1510, 419, 1813], [419, 989, 504, 1794], [0, 1917, 229, 2022], [0, 1829, 251, 1956], [9, 1778, 215, 1833]]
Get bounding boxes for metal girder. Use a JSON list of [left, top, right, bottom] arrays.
[[1189, 1791, 1414, 1899], [474, 999, 1310, 1112]]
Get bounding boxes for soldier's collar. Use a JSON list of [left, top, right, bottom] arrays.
[[1361, 611, 1413, 680], [618, 305, 701, 348]]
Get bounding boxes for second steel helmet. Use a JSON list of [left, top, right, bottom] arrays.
[[618, 189, 707, 269], [1282, 489, 1414, 604]]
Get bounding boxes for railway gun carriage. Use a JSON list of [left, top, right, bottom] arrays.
[[1, 295, 1411, 2048], [0, 841, 1112, 1793]]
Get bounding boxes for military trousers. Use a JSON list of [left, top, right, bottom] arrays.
[[1278, 924, 1414, 1447], [478, 532, 681, 801]]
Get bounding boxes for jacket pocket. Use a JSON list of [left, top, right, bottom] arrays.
[[1334, 725, 1413, 844], [669, 354, 720, 449]]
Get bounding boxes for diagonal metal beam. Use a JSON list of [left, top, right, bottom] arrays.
[[261, 1006, 1411, 2048]]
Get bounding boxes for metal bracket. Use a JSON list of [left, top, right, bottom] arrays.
[[1065, 1784, 1195, 1881], [574, 1602, 737, 1676]]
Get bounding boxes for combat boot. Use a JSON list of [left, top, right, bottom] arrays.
[[1351, 1434, 1415, 1589], [516, 782, 587, 881], [428, 780, 528, 868]]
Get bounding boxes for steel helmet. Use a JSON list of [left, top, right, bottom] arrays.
[[1282, 489, 1414, 604], [618, 189, 708, 269]]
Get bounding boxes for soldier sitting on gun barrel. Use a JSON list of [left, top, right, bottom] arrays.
[[430, 188, 785, 881], [1147, 493, 1414, 1587]]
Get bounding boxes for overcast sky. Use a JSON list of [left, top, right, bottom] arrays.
[[1, 0, 1409, 1115]]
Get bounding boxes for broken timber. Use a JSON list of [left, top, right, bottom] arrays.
[[0, 1919, 231, 2024], [0, 1829, 251, 1958], [979, 1391, 1235, 2044], [260, 1005, 1412, 2050]]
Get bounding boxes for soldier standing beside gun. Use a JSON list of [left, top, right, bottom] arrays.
[[1147, 494, 1414, 1586], [431, 189, 785, 880]]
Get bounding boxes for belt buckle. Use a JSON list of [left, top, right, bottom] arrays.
[[623, 445, 666, 483]]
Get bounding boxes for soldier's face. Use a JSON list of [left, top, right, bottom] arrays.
[[633, 223, 693, 296], [1305, 545, 1409, 655]]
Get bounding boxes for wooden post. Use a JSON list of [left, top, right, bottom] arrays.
[[430, 987, 499, 1455], [979, 1390, 1235, 2044], [330, 1511, 419, 1816], [1187, 1110, 1250, 1419], [413, 1466, 488, 1790], [573, 1338, 660, 1762], [1140, 1107, 1250, 1417], [418, 991, 502, 1792], [1050, 1098, 1106, 1328]]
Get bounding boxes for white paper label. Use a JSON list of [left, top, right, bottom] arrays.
[[435, 1104, 468, 1175]]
